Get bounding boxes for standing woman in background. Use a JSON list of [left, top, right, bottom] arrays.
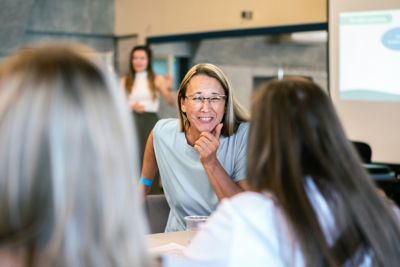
[[121, 45, 175, 193]]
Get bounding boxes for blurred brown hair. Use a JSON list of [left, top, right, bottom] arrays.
[[248, 77, 400, 266]]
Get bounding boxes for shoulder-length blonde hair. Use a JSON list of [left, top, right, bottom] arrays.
[[0, 43, 149, 267], [177, 63, 249, 136]]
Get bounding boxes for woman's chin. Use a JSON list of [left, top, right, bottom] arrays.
[[195, 124, 216, 133]]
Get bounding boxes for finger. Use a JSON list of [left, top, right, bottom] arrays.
[[194, 143, 209, 156], [193, 143, 202, 153], [201, 125, 222, 143], [196, 138, 217, 156], [194, 143, 213, 159], [195, 137, 210, 149], [199, 132, 214, 142]]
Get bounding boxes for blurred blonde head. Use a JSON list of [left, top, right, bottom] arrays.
[[0, 43, 148, 267]]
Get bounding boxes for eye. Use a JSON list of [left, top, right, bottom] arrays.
[[192, 96, 204, 103], [209, 97, 221, 103]]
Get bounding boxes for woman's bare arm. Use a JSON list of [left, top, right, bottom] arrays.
[[140, 131, 159, 195], [155, 75, 176, 106]]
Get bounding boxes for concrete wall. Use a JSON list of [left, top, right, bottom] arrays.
[[25, 0, 115, 52], [27, 0, 114, 34], [0, 0, 117, 59], [0, 0, 36, 57], [0, 0, 139, 73]]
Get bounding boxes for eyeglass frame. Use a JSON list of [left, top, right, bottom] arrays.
[[184, 94, 227, 105]]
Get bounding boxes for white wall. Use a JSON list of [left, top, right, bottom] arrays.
[[115, 0, 327, 42]]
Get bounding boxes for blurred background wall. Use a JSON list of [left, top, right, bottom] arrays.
[[0, 0, 327, 115]]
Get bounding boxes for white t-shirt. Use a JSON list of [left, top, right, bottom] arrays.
[[128, 71, 160, 112], [163, 192, 302, 267], [163, 181, 373, 267], [153, 118, 249, 232]]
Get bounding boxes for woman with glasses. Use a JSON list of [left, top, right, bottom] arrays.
[[140, 63, 250, 232]]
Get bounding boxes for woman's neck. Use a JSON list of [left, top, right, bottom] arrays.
[[185, 127, 200, 146]]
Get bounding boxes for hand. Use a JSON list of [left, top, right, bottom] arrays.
[[165, 74, 173, 89], [131, 102, 145, 113], [157, 75, 176, 106], [194, 123, 223, 165]]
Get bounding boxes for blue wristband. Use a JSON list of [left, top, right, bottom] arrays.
[[140, 177, 153, 187]]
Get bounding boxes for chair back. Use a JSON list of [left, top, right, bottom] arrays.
[[352, 141, 372, 163], [145, 194, 170, 233]]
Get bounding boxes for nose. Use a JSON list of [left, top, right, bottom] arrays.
[[200, 99, 211, 111]]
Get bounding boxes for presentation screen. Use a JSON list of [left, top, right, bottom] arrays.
[[329, 0, 400, 164]]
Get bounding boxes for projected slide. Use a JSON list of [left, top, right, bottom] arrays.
[[340, 9, 400, 101]]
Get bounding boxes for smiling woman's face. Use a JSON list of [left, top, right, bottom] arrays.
[[181, 74, 226, 136]]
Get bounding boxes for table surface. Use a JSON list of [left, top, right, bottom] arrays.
[[148, 231, 191, 248]]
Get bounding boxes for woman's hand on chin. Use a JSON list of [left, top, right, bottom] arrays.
[[194, 123, 223, 165]]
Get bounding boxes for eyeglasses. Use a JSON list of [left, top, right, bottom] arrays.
[[185, 94, 226, 105]]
